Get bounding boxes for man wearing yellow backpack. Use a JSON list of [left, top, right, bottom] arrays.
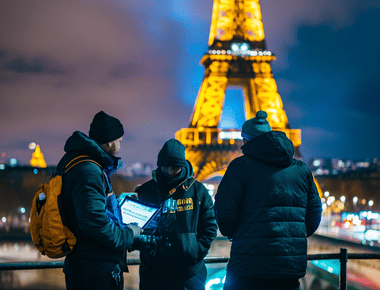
[[57, 111, 142, 290]]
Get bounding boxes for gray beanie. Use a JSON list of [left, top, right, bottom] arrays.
[[241, 110, 271, 140], [89, 111, 124, 144]]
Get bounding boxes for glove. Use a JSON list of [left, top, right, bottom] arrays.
[[126, 223, 143, 238], [130, 235, 161, 255]]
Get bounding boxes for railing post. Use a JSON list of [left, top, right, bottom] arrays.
[[340, 248, 348, 290]]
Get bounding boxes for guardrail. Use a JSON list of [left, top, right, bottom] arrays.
[[1, 248, 380, 290]]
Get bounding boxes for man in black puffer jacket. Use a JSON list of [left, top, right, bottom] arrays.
[[215, 111, 322, 290], [59, 111, 142, 290], [134, 138, 218, 290]]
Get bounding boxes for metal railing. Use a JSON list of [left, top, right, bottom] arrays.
[[1, 249, 380, 290]]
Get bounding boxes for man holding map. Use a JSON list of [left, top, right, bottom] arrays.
[[133, 138, 218, 290]]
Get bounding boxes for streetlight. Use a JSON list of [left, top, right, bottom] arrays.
[[369, 200, 374, 207], [353, 197, 358, 212]]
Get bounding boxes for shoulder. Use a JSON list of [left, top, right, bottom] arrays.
[[68, 159, 103, 175], [223, 155, 250, 177], [63, 159, 104, 187], [135, 179, 156, 193], [193, 180, 207, 191], [292, 159, 312, 174], [228, 155, 252, 169], [192, 180, 210, 200]]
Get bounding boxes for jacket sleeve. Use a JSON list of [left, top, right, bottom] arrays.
[[196, 184, 218, 259], [214, 159, 245, 238], [70, 164, 134, 250], [305, 172, 322, 237]]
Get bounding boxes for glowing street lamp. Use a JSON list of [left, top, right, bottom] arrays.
[[369, 200, 374, 207]]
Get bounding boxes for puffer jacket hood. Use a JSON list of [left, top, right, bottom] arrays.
[[62, 131, 120, 175], [241, 130, 294, 167]]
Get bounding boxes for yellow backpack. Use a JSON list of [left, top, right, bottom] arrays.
[[30, 155, 102, 259]]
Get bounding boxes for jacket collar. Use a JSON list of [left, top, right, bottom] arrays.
[[60, 131, 121, 175]]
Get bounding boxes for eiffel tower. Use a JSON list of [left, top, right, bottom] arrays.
[[176, 0, 301, 182]]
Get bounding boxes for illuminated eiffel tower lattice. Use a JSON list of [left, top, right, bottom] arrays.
[[176, 0, 301, 181]]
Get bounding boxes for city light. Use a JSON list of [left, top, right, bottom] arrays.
[[240, 43, 249, 51], [357, 162, 370, 168], [340, 196, 346, 203], [218, 131, 243, 140], [310, 158, 379, 177], [231, 43, 239, 52], [203, 183, 216, 196], [9, 158, 17, 167], [227, 42, 261, 56], [205, 278, 222, 289], [324, 191, 330, 197], [29, 142, 37, 150], [369, 200, 374, 207], [353, 197, 358, 204]]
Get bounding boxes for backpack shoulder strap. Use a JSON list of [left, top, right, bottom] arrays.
[[63, 155, 102, 175], [64, 155, 112, 193]]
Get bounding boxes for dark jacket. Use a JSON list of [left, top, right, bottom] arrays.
[[58, 131, 134, 269], [135, 161, 218, 279], [215, 131, 322, 279]]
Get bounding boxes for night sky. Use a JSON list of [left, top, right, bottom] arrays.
[[1, 0, 379, 168]]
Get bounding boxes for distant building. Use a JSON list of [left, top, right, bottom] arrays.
[[308, 158, 379, 177]]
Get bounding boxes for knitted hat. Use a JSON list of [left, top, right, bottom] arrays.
[[241, 110, 271, 140], [89, 111, 124, 144], [157, 139, 187, 167]]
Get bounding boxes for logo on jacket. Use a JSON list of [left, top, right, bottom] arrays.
[[177, 198, 193, 212]]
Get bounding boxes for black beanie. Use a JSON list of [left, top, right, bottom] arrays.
[[157, 139, 188, 167], [89, 111, 124, 144]]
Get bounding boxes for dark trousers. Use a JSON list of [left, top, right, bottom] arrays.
[[223, 273, 300, 290], [64, 256, 124, 290], [139, 263, 207, 290]]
